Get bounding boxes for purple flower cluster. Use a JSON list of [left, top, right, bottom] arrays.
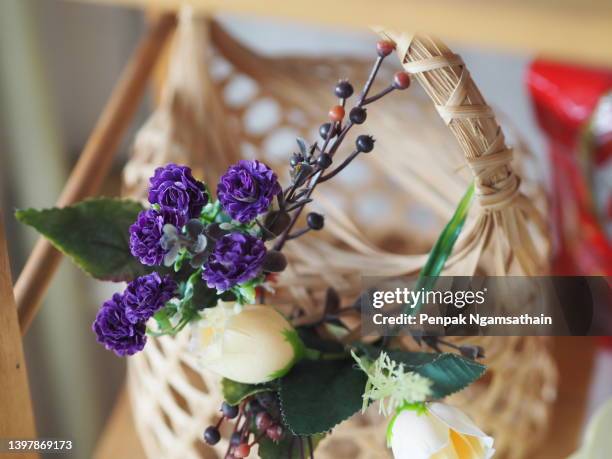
[[104, 160, 279, 356], [129, 209, 180, 266], [93, 273, 177, 356], [129, 164, 207, 266], [93, 293, 147, 356], [203, 232, 267, 291], [149, 163, 208, 218], [124, 272, 177, 323], [217, 160, 281, 223]]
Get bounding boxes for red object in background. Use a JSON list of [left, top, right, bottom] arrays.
[[600, 336, 612, 349], [528, 60, 612, 276]]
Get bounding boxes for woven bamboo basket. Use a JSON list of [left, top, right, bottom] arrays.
[[123, 10, 557, 459]]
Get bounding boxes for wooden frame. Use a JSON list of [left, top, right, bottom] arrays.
[[14, 13, 177, 335], [0, 11, 175, 450], [0, 217, 38, 459], [76, 0, 612, 66]]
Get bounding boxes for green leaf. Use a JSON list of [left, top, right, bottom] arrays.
[[297, 327, 344, 354], [258, 433, 324, 459], [389, 351, 485, 399], [360, 346, 486, 400], [409, 183, 474, 314], [279, 359, 367, 436], [201, 200, 221, 223], [152, 307, 174, 333], [16, 197, 147, 281], [230, 276, 263, 305], [181, 269, 218, 312], [221, 378, 272, 406], [189, 281, 219, 310]]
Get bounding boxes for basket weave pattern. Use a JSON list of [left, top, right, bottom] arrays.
[[124, 13, 557, 459]]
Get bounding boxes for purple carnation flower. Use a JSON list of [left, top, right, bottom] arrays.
[[124, 273, 177, 323], [217, 160, 281, 223], [129, 208, 182, 266], [93, 293, 147, 356], [203, 232, 267, 291], [148, 163, 208, 218]]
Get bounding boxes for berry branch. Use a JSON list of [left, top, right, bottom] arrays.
[[270, 40, 410, 253]]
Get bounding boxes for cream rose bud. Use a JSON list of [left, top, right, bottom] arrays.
[[192, 303, 303, 384], [390, 403, 494, 459]]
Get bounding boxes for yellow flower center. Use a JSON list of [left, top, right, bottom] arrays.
[[431, 429, 485, 459]]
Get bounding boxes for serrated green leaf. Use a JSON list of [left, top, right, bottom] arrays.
[[360, 346, 486, 400], [221, 378, 272, 406], [279, 359, 367, 436], [258, 433, 324, 459], [16, 197, 147, 281]]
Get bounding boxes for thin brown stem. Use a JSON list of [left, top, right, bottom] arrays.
[[272, 169, 323, 251], [320, 150, 361, 183], [215, 416, 224, 429], [272, 51, 393, 252], [308, 436, 314, 459], [328, 121, 354, 157], [287, 227, 311, 240], [224, 408, 244, 458], [357, 55, 384, 105], [363, 85, 395, 105], [249, 429, 268, 447]]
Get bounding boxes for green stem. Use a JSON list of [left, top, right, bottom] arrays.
[[319, 351, 350, 361], [302, 348, 348, 361], [302, 347, 321, 360], [407, 182, 475, 315]]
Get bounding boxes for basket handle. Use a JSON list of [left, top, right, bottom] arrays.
[[376, 29, 548, 275]]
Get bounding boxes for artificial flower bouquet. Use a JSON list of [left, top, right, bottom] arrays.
[[17, 40, 492, 459]]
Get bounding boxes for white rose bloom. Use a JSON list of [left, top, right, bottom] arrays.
[[390, 403, 494, 459], [192, 303, 302, 384]]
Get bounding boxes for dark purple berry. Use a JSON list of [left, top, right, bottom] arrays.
[[262, 250, 287, 272], [222, 401, 239, 419], [256, 412, 272, 431], [334, 80, 354, 99], [263, 210, 291, 237], [307, 212, 325, 231], [256, 391, 279, 412], [319, 122, 337, 139], [204, 426, 221, 445], [349, 107, 367, 124], [356, 135, 375, 153], [230, 432, 242, 446], [246, 399, 262, 414], [266, 425, 283, 442], [316, 153, 332, 169]]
